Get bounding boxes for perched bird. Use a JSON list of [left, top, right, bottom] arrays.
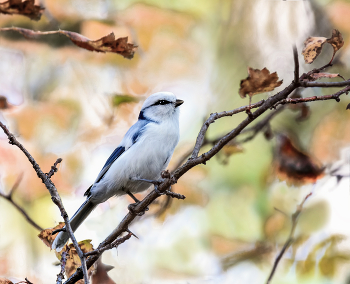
[[52, 92, 184, 251]]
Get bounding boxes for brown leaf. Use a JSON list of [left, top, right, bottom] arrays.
[[0, 277, 14, 284], [273, 134, 324, 185], [302, 29, 344, 64], [56, 240, 95, 278], [0, 0, 44, 20], [309, 72, 345, 81], [38, 222, 65, 248], [326, 29, 344, 60], [302, 37, 327, 64], [92, 259, 116, 284], [0, 27, 137, 59], [239, 67, 283, 99]]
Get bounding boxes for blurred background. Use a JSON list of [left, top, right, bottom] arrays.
[[1, 0, 350, 283]]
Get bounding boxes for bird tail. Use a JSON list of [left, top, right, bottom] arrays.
[[52, 199, 97, 251]]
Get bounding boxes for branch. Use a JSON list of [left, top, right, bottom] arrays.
[[293, 45, 299, 84], [275, 85, 350, 107], [47, 158, 63, 178], [56, 249, 69, 284], [0, 174, 43, 231], [0, 122, 90, 284], [300, 79, 350, 88], [266, 192, 312, 284]]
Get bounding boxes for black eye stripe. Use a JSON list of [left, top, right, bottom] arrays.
[[153, 100, 171, 106]]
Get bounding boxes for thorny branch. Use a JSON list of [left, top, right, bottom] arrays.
[[0, 122, 90, 284], [57, 249, 69, 284], [266, 192, 313, 284], [0, 174, 43, 231]]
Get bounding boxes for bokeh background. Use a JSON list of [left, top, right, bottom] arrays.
[[1, 0, 350, 283]]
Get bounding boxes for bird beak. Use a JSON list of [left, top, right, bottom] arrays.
[[175, 99, 184, 107]]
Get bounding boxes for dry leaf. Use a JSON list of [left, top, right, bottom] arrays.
[[0, 96, 11, 109], [273, 134, 324, 185], [302, 37, 327, 64], [309, 72, 345, 81], [56, 240, 95, 278], [222, 141, 244, 157], [326, 29, 344, 59], [0, 0, 44, 21], [239, 67, 283, 99], [302, 29, 344, 64], [38, 222, 65, 248], [0, 278, 14, 284], [0, 27, 137, 59]]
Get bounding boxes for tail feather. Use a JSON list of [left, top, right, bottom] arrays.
[[52, 199, 96, 251]]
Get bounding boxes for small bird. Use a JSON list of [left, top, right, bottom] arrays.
[[52, 92, 184, 251]]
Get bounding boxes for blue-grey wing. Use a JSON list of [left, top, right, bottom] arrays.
[[90, 120, 151, 186]]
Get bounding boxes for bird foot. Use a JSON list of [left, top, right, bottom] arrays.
[[128, 202, 149, 216]]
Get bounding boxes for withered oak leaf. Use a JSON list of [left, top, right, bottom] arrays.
[[0, 27, 137, 59], [239, 67, 283, 99], [0, 0, 44, 21], [273, 134, 324, 185], [38, 222, 65, 248]]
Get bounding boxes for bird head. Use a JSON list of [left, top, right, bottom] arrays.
[[139, 92, 184, 122]]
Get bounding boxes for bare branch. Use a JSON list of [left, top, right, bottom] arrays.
[[293, 45, 299, 84], [56, 249, 69, 284], [0, 174, 43, 231], [300, 79, 350, 88], [84, 233, 132, 257], [275, 85, 350, 107], [266, 192, 312, 284], [0, 121, 90, 284]]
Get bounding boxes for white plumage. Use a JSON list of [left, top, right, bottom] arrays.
[[52, 92, 183, 251]]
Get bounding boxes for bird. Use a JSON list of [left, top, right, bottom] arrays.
[[52, 92, 184, 251]]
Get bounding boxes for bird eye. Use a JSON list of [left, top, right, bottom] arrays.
[[154, 100, 170, 106]]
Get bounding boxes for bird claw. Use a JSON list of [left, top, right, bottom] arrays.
[[128, 202, 149, 216]]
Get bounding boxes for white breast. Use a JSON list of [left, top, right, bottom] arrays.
[[89, 116, 179, 203]]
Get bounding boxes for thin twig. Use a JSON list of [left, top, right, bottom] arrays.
[[57, 249, 69, 284], [47, 158, 63, 178], [84, 233, 132, 257], [0, 174, 43, 231], [266, 192, 312, 284], [293, 45, 299, 84], [0, 122, 90, 284], [275, 85, 350, 107]]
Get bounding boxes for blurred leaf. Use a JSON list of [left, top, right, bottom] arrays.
[[222, 141, 244, 157], [298, 201, 329, 234], [239, 67, 282, 99], [296, 257, 316, 276], [273, 134, 324, 185], [263, 212, 288, 241], [288, 90, 310, 121], [112, 94, 139, 107], [0, 27, 137, 59], [0, 96, 11, 109], [0, 0, 44, 21], [38, 222, 65, 248], [0, 277, 13, 284], [92, 259, 115, 284], [221, 242, 272, 270]]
